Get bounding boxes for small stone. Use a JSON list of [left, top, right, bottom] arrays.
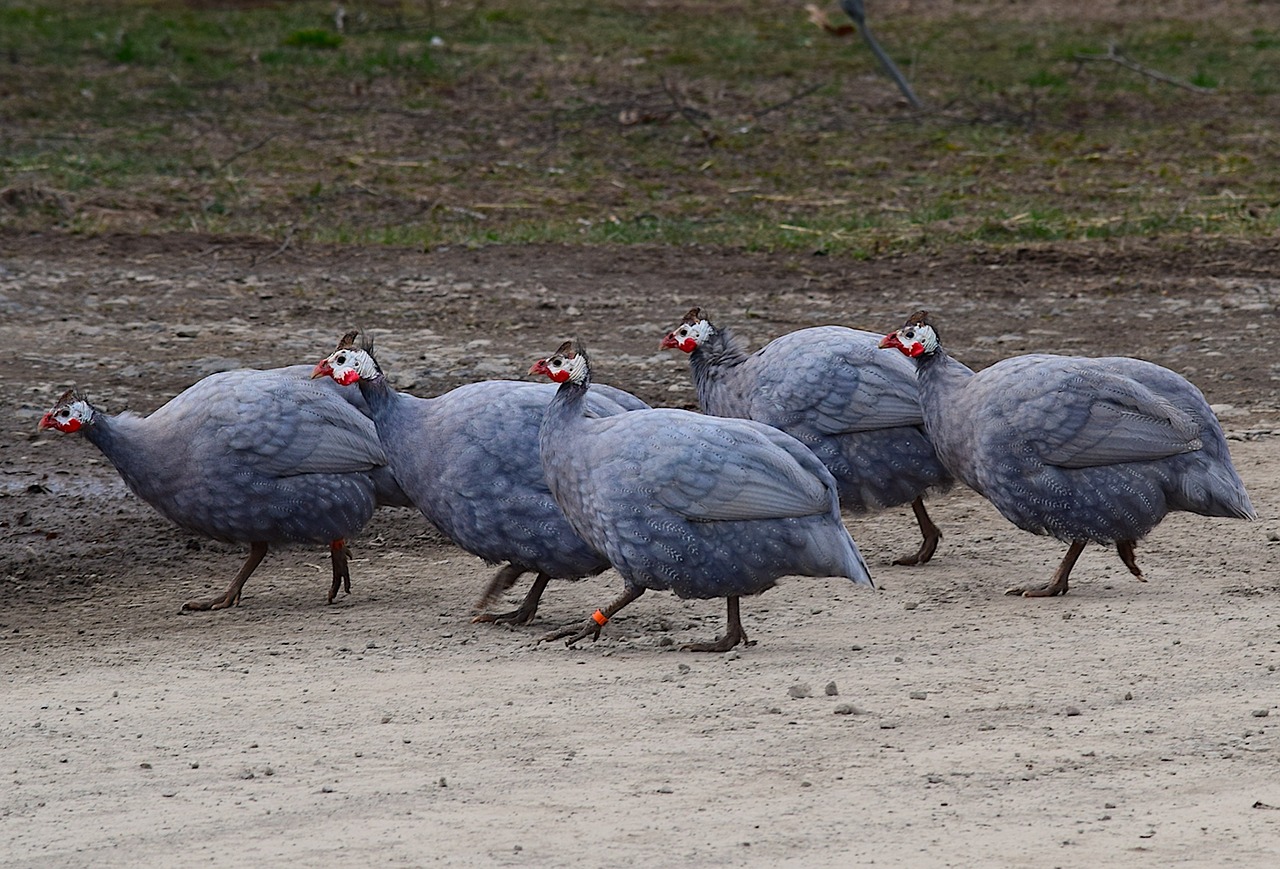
[[909, 691, 928, 700], [438, 777, 447, 788], [833, 704, 861, 715], [978, 723, 995, 731], [1065, 706, 1082, 717], [788, 683, 812, 699], [677, 663, 691, 674], [1105, 803, 1116, 809], [1252, 709, 1270, 718], [320, 785, 334, 793], [139, 762, 152, 770], [658, 636, 674, 647], [824, 681, 839, 696], [904, 601, 918, 611], [849, 644, 864, 651], [240, 770, 255, 780], [1124, 692, 1133, 701], [656, 785, 673, 794], [800, 781, 812, 788], [894, 656, 903, 663]]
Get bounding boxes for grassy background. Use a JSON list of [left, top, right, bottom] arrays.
[[1, 0, 1277, 255]]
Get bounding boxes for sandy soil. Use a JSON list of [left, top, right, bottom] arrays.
[[2, 230, 1278, 866]]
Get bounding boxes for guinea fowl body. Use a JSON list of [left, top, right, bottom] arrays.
[[313, 332, 652, 624], [354, 375, 640, 583], [882, 312, 1255, 595], [913, 350, 1255, 543], [682, 323, 951, 514], [534, 341, 872, 649], [45, 364, 403, 608], [665, 313, 952, 564]]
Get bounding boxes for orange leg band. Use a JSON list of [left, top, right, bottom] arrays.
[[591, 609, 608, 626]]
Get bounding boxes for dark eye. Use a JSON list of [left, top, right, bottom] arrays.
[[678, 327, 688, 336], [58, 409, 69, 418], [335, 353, 347, 364], [903, 328, 915, 339]]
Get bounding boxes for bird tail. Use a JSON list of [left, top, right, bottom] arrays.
[[836, 532, 876, 589]]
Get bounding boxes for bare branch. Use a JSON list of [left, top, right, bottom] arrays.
[[1073, 43, 1216, 94]]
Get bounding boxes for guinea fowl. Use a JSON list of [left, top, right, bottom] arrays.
[[879, 311, 1256, 596], [39, 366, 408, 611], [311, 331, 649, 625], [530, 339, 874, 651], [661, 307, 952, 566]]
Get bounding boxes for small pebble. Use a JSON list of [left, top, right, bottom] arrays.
[[788, 684, 812, 699], [894, 656, 903, 663], [656, 785, 673, 794], [320, 785, 333, 793], [833, 703, 862, 715], [1252, 709, 1270, 718], [825, 681, 839, 696], [909, 691, 928, 700], [1065, 706, 1082, 717], [904, 601, 918, 611], [1124, 692, 1133, 701]]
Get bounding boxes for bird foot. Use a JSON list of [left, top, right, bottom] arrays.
[[681, 634, 755, 653], [539, 619, 603, 647], [1003, 582, 1068, 598], [473, 604, 539, 626], [181, 593, 238, 612], [681, 623, 754, 652]]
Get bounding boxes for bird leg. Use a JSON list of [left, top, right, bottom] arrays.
[[682, 596, 758, 652], [1005, 539, 1086, 598], [328, 539, 351, 603], [1116, 540, 1146, 582], [470, 564, 528, 619], [540, 587, 645, 647], [474, 571, 551, 626], [182, 542, 269, 611], [892, 496, 942, 566]]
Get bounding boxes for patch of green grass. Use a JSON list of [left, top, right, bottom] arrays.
[[1, 1, 1278, 255]]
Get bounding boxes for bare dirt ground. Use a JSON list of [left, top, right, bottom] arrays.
[[2, 229, 1279, 866]]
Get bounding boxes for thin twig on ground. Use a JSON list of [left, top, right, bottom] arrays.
[[212, 132, 280, 174], [661, 77, 718, 146], [752, 83, 825, 120], [1073, 44, 1217, 94]]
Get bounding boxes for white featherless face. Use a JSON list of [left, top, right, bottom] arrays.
[[665, 318, 713, 353], [883, 322, 939, 358], [40, 395, 93, 433], [536, 348, 589, 384], [324, 347, 379, 385]]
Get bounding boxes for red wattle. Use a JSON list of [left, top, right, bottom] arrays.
[[679, 338, 696, 353], [338, 370, 360, 386], [550, 370, 571, 383]]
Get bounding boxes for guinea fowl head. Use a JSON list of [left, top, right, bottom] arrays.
[[39, 388, 95, 433], [879, 311, 940, 358], [529, 340, 590, 385], [659, 307, 714, 353], [312, 330, 381, 385]]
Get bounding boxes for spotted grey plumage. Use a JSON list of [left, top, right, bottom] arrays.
[[532, 339, 873, 652], [880, 311, 1256, 597], [312, 331, 649, 625], [39, 364, 408, 611], [662, 308, 952, 565]]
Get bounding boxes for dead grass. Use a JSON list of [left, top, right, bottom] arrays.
[[1, 0, 1277, 254]]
